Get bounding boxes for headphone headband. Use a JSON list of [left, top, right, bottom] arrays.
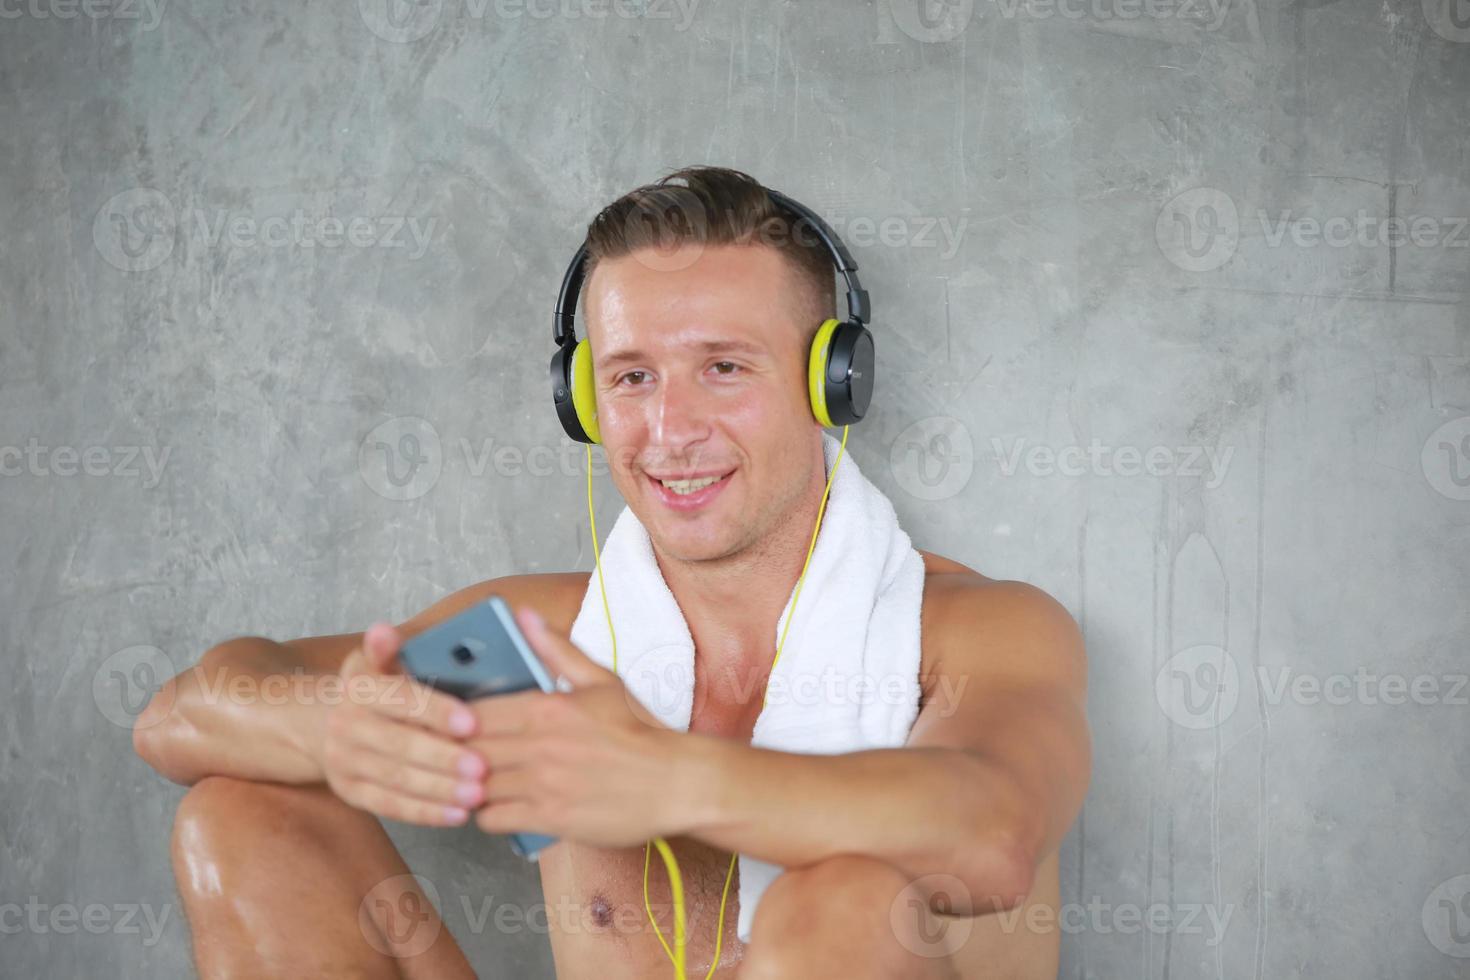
[[553, 188, 869, 347]]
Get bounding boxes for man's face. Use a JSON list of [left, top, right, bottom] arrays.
[[583, 243, 824, 564]]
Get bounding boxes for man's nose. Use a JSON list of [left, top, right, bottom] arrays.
[[648, 373, 713, 449]]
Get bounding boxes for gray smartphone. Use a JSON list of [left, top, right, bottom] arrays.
[[397, 594, 558, 860]]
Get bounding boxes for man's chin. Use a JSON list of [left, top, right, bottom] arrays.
[[644, 522, 743, 565]]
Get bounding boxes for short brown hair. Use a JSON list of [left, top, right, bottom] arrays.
[[582, 166, 838, 342]]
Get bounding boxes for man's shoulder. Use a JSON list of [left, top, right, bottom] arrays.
[[916, 548, 1069, 614], [486, 572, 594, 632], [399, 571, 592, 638], [915, 549, 1084, 682]]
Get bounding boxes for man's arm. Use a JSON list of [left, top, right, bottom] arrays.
[[668, 576, 1091, 913], [131, 631, 359, 786], [131, 574, 585, 787]]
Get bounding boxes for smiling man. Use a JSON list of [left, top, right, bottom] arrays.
[[134, 166, 1091, 979]]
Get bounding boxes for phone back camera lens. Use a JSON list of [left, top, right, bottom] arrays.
[[451, 643, 475, 665]]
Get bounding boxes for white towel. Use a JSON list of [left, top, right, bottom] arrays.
[[567, 431, 927, 943]]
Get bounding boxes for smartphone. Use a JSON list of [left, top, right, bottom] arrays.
[[398, 594, 559, 861]]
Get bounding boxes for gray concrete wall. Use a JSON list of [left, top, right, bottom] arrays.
[[2, 2, 1467, 977]]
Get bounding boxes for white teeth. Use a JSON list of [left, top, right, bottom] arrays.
[[659, 474, 723, 495]]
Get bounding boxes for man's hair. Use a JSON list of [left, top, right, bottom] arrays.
[[582, 166, 838, 344]]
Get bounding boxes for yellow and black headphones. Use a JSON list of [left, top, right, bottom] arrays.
[[549, 187, 875, 443], [547, 187, 873, 979]]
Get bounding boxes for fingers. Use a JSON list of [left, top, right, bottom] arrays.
[[464, 732, 544, 771], [348, 756, 477, 811], [477, 761, 539, 804], [344, 625, 479, 736], [338, 646, 370, 683], [515, 606, 613, 688], [348, 739, 483, 808], [340, 670, 479, 738], [322, 711, 488, 825], [321, 653, 486, 826], [464, 688, 548, 736], [334, 775, 473, 827], [342, 710, 485, 779], [474, 799, 539, 835], [379, 676, 479, 737], [361, 621, 402, 673], [320, 621, 494, 827]]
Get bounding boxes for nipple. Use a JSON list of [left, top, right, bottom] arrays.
[[588, 892, 614, 929]]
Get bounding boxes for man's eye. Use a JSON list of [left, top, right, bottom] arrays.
[[712, 361, 740, 375], [619, 371, 648, 386]]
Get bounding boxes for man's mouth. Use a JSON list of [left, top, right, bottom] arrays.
[[644, 469, 735, 510], [658, 474, 724, 495]]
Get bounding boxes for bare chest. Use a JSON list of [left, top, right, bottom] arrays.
[[533, 664, 763, 977]]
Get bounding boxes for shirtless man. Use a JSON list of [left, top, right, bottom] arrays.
[[134, 167, 1091, 979]]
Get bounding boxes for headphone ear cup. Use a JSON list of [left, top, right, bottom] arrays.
[[809, 318, 875, 427], [569, 340, 601, 445], [550, 342, 601, 444], [807, 318, 843, 428]]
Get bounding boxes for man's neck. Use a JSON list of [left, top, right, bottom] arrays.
[[651, 450, 830, 674]]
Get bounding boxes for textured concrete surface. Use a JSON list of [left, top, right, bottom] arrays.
[[2, 2, 1468, 977]]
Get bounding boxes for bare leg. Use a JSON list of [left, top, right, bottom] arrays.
[[170, 776, 476, 980], [737, 854, 962, 980]]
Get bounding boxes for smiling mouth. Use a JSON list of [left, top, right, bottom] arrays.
[[656, 474, 727, 495], [643, 468, 736, 508]]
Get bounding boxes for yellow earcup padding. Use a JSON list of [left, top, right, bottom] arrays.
[[570, 340, 601, 445], [807, 318, 841, 428]]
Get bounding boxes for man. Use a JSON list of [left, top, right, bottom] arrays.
[[134, 166, 1091, 978]]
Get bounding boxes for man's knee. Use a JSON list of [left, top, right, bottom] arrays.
[[757, 853, 908, 927], [170, 777, 348, 896], [168, 777, 424, 979], [173, 776, 261, 871], [743, 854, 957, 979], [176, 776, 300, 849]]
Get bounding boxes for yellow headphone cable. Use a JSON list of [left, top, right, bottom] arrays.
[[582, 425, 849, 980]]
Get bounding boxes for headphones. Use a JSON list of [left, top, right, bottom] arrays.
[[550, 187, 876, 444]]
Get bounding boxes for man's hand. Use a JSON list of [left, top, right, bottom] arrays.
[[318, 623, 489, 826], [466, 607, 682, 848]]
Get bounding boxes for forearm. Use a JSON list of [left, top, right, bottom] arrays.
[[670, 735, 1037, 908], [132, 637, 335, 786]]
